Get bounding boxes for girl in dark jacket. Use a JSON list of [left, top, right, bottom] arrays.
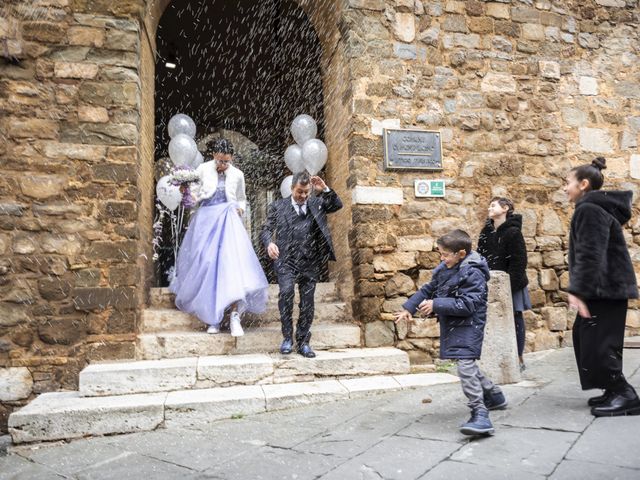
[[478, 197, 530, 371], [564, 157, 640, 417]]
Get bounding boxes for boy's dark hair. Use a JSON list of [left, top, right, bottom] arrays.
[[206, 138, 234, 156], [570, 157, 606, 191], [490, 196, 514, 216], [437, 229, 472, 255], [292, 171, 311, 187]]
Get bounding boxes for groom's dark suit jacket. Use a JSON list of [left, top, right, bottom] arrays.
[[260, 189, 343, 273]]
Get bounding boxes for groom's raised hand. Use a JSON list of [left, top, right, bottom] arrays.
[[310, 176, 327, 193]]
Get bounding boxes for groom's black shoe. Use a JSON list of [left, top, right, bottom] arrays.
[[588, 390, 613, 407], [591, 387, 640, 417], [280, 338, 293, 355], [297, 343, 316, 358]]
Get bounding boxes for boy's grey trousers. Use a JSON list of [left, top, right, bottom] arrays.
[[457, 359, 500, 413]]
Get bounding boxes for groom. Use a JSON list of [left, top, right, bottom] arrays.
[[261, 171, 343, 358]]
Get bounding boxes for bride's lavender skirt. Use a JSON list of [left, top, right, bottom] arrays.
[[169, 202, 268, 327]]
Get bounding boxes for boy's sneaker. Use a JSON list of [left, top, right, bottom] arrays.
[[460, 409, 495, 436], [484, 388, 508, 410]]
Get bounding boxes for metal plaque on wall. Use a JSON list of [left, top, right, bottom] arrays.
[[383, 128, 443, 171]]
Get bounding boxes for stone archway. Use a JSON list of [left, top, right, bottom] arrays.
[[138, 0, 353, 304]]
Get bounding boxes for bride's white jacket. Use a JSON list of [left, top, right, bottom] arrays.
[[193, 161, 247, 213]]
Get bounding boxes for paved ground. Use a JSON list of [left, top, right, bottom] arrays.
[[2, 347, 640, 479]]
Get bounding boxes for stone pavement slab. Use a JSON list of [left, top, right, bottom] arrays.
[[566, 415, 640, 470], [317, 434, 459, 480], [492, 393, 594, 432], [14, 440, 131, 477], [200, 445, 343, 480], [550, 459, 640, 480], [419, 460, 546, 480], [292, 409, 414, 459], [0, 453, 66, 479], [449, 426, 578, 476], [97, 428, 255, 473], [73, 452, 194, 480]]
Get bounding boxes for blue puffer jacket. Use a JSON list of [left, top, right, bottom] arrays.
[[403, 251, 491, 360]]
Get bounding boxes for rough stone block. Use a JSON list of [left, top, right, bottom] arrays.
[[539, 61, 560, 79], [630, 154, 640, 180], [263, 380, 348, 411], [9, 391, 165, 443], [394, 12, 416, 42], [481, 72, 516, 93], [79, 358, 197, 396], [165, 385, 266, 429], [137, 332, 235, 360], [579, 76, 598, 96], [352, 186, 403, 205], [393, 372, 459, 388], [54, 62, 99, 79], [579, 127, 614, 153], [197, 354, 274, 387], [373, 252, 417, 272], [540, 269, 559, 290], [339, 375, 402, 398], [542, 307, 568, 331], [0, 367, 33, 401], [273, 348, 410, 383], [19, 175, 66, 199], [486, 3, 510, 19], [364, 321, 395, 347], [385, 273, 415, 296]]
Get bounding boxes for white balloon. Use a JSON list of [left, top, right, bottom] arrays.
[[284, 145, 305, 173], [169, 133, 198, 167], [280, 175, 293, 198], [193, 151, 204, 168], [168, 114, 196, 138], [301, 139, 328, 175], [291, 114, 317, 146], [156, 175, 182, 211]]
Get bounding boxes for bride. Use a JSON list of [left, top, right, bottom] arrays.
[[170, 138, 268, 336]]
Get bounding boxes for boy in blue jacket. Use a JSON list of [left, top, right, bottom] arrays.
[[394, 229, 507, 436]]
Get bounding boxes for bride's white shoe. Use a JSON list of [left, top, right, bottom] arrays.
[[207, 325, 220, 334], [230, 312, 244, 337]]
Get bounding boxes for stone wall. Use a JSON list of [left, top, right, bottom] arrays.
[[0, 0, 148, 430], [345, 0, 640, 366]]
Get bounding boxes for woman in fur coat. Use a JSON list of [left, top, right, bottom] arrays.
[[564, 157, 640, 417]]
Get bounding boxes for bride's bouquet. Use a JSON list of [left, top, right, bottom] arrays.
[[169, 166, 201, 209]]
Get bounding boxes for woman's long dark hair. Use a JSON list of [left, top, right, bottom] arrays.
[[571, 157, 606, 191]]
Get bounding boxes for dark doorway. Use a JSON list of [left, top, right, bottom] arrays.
[[154, 0, 324, 154], [153, 0, 325, 286]]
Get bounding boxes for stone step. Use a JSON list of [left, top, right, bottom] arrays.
[[624, 336, 640, 348], [79, 348, 410, 397], [149, 282, 340, 309], [9, 373, 459, 444], [140, 301, 348, 332], [136, 323, 362, 360]]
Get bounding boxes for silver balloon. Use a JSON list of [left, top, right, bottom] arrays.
[[280, 175, 293, 198], [192, 151, 204, 168], [284, 145, 305, 173], [301, 139, 328, 175], [168, 114, 196, 138], [291, 114, 317, 146], [156, 175, 182, 211], [169, 133, 198, 167]]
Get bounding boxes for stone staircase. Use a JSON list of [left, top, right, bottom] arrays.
[[8, 283, 458, 444]]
